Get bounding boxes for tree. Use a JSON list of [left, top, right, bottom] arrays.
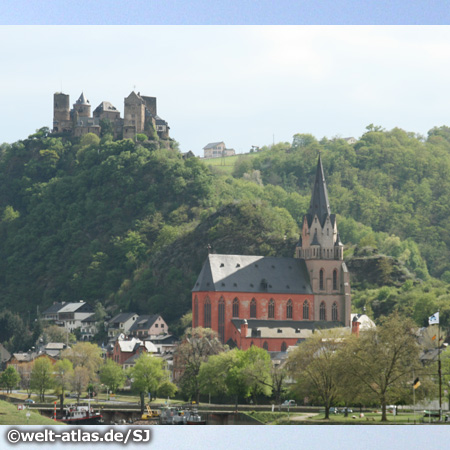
[[198, 347, 272, 408], [130, 354, 164, 413], [53, 359, 74, 413], [343, 312, 422, 421], [71, 366, 90, 404], [41, 325, 74, 345], [30, 357, 54, 402], [174, 327, 225, 403], [239, 346, 272, 403], [0, 366, 21, 393], [99, 359, 125, 394], [61, 342, 103, 382], [157, 380, 178, 399], [287, 329, 348, 419]]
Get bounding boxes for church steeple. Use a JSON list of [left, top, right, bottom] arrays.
[[307, 154, 331, 227], [296, 155, 343, 261]]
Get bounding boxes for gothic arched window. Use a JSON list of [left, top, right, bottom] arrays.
[[286, 299, 293, 319], [232, 298, 239, 318], [250, 298, 257, 318], [204, 297, 211, 328], [281, 341, 287, 352], [218, 298, 225, 343], [333, 269, 338, 290], [263, 341, 269, 351], [332, 302, 338, 321], [194, 296, 198, 328], [303, 300, 309, 320], [320, 301, 326, 321], [268, 299, 275, 319], [320, 269, 324, 290]]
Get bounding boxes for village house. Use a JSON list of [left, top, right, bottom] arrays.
[[203, 142, 235, 159], [128, 315, 169, 338], [107, 312, 139, 338], [108, 336, 157, 367], [192, 155, 351, 351], [0, 343, 11, 370], [42, 301, 94, 333]]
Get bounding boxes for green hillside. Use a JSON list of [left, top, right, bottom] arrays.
[[1, 125, 450, 349]]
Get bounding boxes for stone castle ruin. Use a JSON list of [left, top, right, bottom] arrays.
[[53, 91, 170, 141]]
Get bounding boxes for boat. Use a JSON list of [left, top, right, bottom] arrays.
[[59, 402, 103, 425], [186, 409, 207, 425]]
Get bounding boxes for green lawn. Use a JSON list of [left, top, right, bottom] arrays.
[[279, 411, 446, 425], [0, 399, 61, 425], [202, 153, 256, 175]]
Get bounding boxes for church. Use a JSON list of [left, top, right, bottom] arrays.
[[192, 155, 351, 351]]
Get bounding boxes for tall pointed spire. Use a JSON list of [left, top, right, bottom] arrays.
[[308, 154, 331, 226]]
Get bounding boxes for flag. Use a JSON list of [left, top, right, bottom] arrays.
[[432, 335, 437, 341], [413, 378, 421, 389], [429, 312, 439, 325]]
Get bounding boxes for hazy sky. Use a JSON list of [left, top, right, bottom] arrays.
[[1, 0, 449, 25], [2, 26, 450, 155]]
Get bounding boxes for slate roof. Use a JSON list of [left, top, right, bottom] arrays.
[[76, 92, 89, 104], [42, 303, 65, 315], [128, 315, 161, 332], [93, 101, 118, 114], [192, 254, 312, 294], [58, 302, 93, 313], [231, 319, 342, 339], [305, 155, 334, 228], [203, 142, 224, 149], [109, 312, 137, 326]]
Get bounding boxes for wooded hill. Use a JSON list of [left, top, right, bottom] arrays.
[[1, 125, 450, 341]]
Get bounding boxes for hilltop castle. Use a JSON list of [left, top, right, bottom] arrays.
[[53, 91, 170, 140]]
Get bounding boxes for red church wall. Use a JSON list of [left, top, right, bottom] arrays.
[[192, 291, 315, 348]]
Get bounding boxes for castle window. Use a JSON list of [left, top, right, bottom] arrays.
[[333, 269, 338, 290], [286, 299, 293, 319], [232, 298, 239, 318], [250, 299, 257, 318], [263, 341, 269, 351], [204, 298, 211, 328], [303, 300, 310, 320], [320, 269, 324, 290], [281, 342, 287, 352], [320, 301, 326, 321], [194, 296, 198, 328], [218, 298, 225, 343], [332, 302, 338, 321], [268, 299, 275, 319]]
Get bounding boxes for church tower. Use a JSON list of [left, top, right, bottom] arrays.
[[296, 155, 351, 326]]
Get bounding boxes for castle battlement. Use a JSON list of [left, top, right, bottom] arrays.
[[52, 91, 170, 141]]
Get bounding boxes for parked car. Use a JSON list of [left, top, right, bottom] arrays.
[[282, 400, 297, 407], [339, 407, 353, 414], [24, 399, 35, 404], [329, 407, 338, 414]]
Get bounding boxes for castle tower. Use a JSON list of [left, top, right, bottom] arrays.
[[123, 91, 146, 139], [73, 92, 91, 118], [53, 93, 70, 132], [296, 155, 351, 326]]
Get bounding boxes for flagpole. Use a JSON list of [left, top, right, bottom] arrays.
[[413, 370, 416, 423], [438, 314, 442, 422]]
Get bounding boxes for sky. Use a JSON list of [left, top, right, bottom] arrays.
[[3, 25, 450, 155]]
